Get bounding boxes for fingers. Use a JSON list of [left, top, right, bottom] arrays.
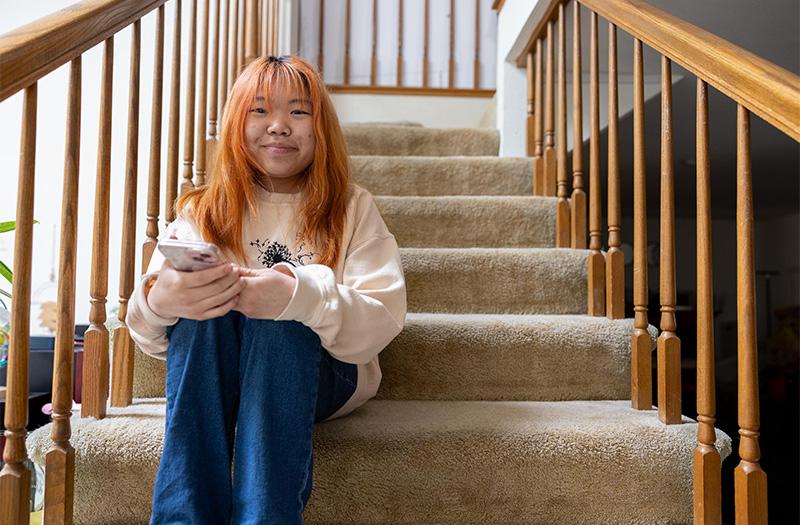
[[195, 275, 246, 314], [184, 262, 236, 288], [197, 294, 240, 320]]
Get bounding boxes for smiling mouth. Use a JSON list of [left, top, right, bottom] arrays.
[[262, 145, 297, 154]]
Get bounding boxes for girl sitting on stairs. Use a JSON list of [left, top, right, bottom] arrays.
[[126, 55, 407, 524]]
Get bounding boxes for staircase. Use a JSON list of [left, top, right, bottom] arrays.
[[26, 124, 733, 524]]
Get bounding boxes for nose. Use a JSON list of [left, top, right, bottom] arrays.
[[267, 114, 290, 136]]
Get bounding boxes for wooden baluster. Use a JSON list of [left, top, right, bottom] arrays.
[[271, 0, 278, 55], [257, 0, 263, 56], [543, 19, 556, 196], [183, 0, 198, 194], [474, 0, 480, 89], [533, 39, 543, 196], [208, 0, 221, 182], [571, 1, 586, 249], [658, 56, 681, 425], [423, 0, 429, 87], [396, 0, 403, 86], [344, 0, 351, 84], [43, 57, 80, 524], [555, 4, 569, 247], [734, 104, 769, 523], [631, 38, 651, 410], [606, 22, 624, 318], [693, 77, 722, 524], [237, 0, 245, 69], [229, 0, 238, 86], [587, 11, 605, 316], [111, 19, 141, 408], [448, 0, 455, 88], [82, 37, 114, 419], [167, 0, 183, 223], [245, 0, 257, 63], [526, 50, 534, 157], [0, 82, 36, 525], [371, 0, 378, 86], [319, 0, 325, 76], [144, 6, 166, 273], [196, 0, 210, 187]]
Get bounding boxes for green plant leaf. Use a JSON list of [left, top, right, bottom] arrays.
[[0, 220, 39, 233], [0, 260, 11, 285]]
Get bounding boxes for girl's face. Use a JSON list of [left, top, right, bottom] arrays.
[[244, 87, 316, 193]]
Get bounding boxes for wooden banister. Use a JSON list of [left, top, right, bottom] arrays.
[[555, 4, 569, 247], [0, 0, 167, 102], [514, 0, 800, 141]]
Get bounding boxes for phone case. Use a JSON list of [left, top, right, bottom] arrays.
[[157, 239, 223, 271]]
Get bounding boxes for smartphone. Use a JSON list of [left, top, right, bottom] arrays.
[[157, 239, 223, 271]]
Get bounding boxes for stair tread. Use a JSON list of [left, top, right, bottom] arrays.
[[344, 126, 500, 156]]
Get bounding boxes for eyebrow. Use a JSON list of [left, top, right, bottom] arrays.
[[253, 96, 311, 105]]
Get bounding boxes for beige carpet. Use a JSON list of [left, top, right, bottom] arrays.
[[27, 123, 733, 524]]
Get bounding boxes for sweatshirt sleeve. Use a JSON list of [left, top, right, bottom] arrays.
[[273, 190, 407, 365], [125, 215, 202, 360]]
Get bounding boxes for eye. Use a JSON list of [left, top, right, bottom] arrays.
[[250, 107, 266, 114], [291, 109, 310, 115]]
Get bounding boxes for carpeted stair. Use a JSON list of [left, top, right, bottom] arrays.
[[28, 124, 732, 524]]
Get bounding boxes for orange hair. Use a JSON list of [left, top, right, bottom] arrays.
[[175, 55, 350, 268]]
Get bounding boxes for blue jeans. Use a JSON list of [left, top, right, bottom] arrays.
[[149, 311, 358, 525]]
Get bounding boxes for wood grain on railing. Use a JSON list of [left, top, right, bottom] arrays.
[[630, 37, 651, 411], [196, 0, 211, 187], [423, 0, 430, 87], [570, 1, 586, 249], [229, 0, 238, 88], [111, 19, 141, 409], [344, 0, 351, 84], [606, 22, 623, 319], [516, 0, 800, 141], [533, 39, 543, 196], [734, 105, 769, 523], [270, 0, 278, 56], [182, 0, 198, 193], [371, 0, 378, 86], [167, 0, 183, 222], [526, 51, 535, 158], [0, 0, 167, 102], [0, 82, 37, 524], [210, 0, 221, 137], [83, 38, 114, 419], [236, 0, 244, 70], [693, 77, 722, 524], [658, 56, 681, 425], [144, 6, 165, 274], [555, 4, 569, 247], [543, 20, 555, 196], [245, 0, 257, 63], [448, 0, 455, 88], [44, 57, 81, 524], [587, 11, 604, 316]]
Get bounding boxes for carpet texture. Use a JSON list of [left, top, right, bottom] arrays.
[[27, 123, 733, 524]]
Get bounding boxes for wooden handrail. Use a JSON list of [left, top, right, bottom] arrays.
[[0, 0, 167, 102], [513, 0, 800, 141]]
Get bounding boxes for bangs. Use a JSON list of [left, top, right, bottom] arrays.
[[255, 58, 313, 109]]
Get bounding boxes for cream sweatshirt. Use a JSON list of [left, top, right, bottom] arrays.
[[125, 183, 407, 422]]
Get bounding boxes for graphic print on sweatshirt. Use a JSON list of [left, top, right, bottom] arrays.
[[249, 232, 315, 268]]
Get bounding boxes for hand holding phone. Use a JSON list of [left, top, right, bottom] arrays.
[[157, 239, 223, 271]]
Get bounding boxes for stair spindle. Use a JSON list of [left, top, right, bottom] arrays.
[[571, 1, 586, 249], [657, 55, 681, 425], [167, 0, 183, 222], [195, 0, 211, 187], [345, 0, 351, 84], [228, 0, 238, 89], [182, 0, 199, 194], [144, 6, 166, 273], [448, 0, 455, 88], [111, 19, 142, 408], [245, 0, 257, 63], [0, 82, 37, 524], [474, 0, 480, 89], [43, 56, 81, 524], [693, 77, 722, 525], [210, 0, 221, 138], [734, 104, 769, 523], [533, 39, 544, 195], [631, 38, 651, 410], [396, 0, 403, 86], [371, 0, 378, 86], [606, 22, 624, 319], [319, 0, 325, 77], [237, 0, 245, 70], [555, 3, 570, 247], [543, 19, 556, 196], [587, 11, 605, 316], [526, 51, 535, 157], [83, 38, 114, 419]]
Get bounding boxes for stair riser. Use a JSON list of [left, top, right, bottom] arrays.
[[344, 126, 500, 156], [351, 156, 533, 196], [375, 316, 648, 402], [401, 249, 589, 314], [376, 197, 556, 248]]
